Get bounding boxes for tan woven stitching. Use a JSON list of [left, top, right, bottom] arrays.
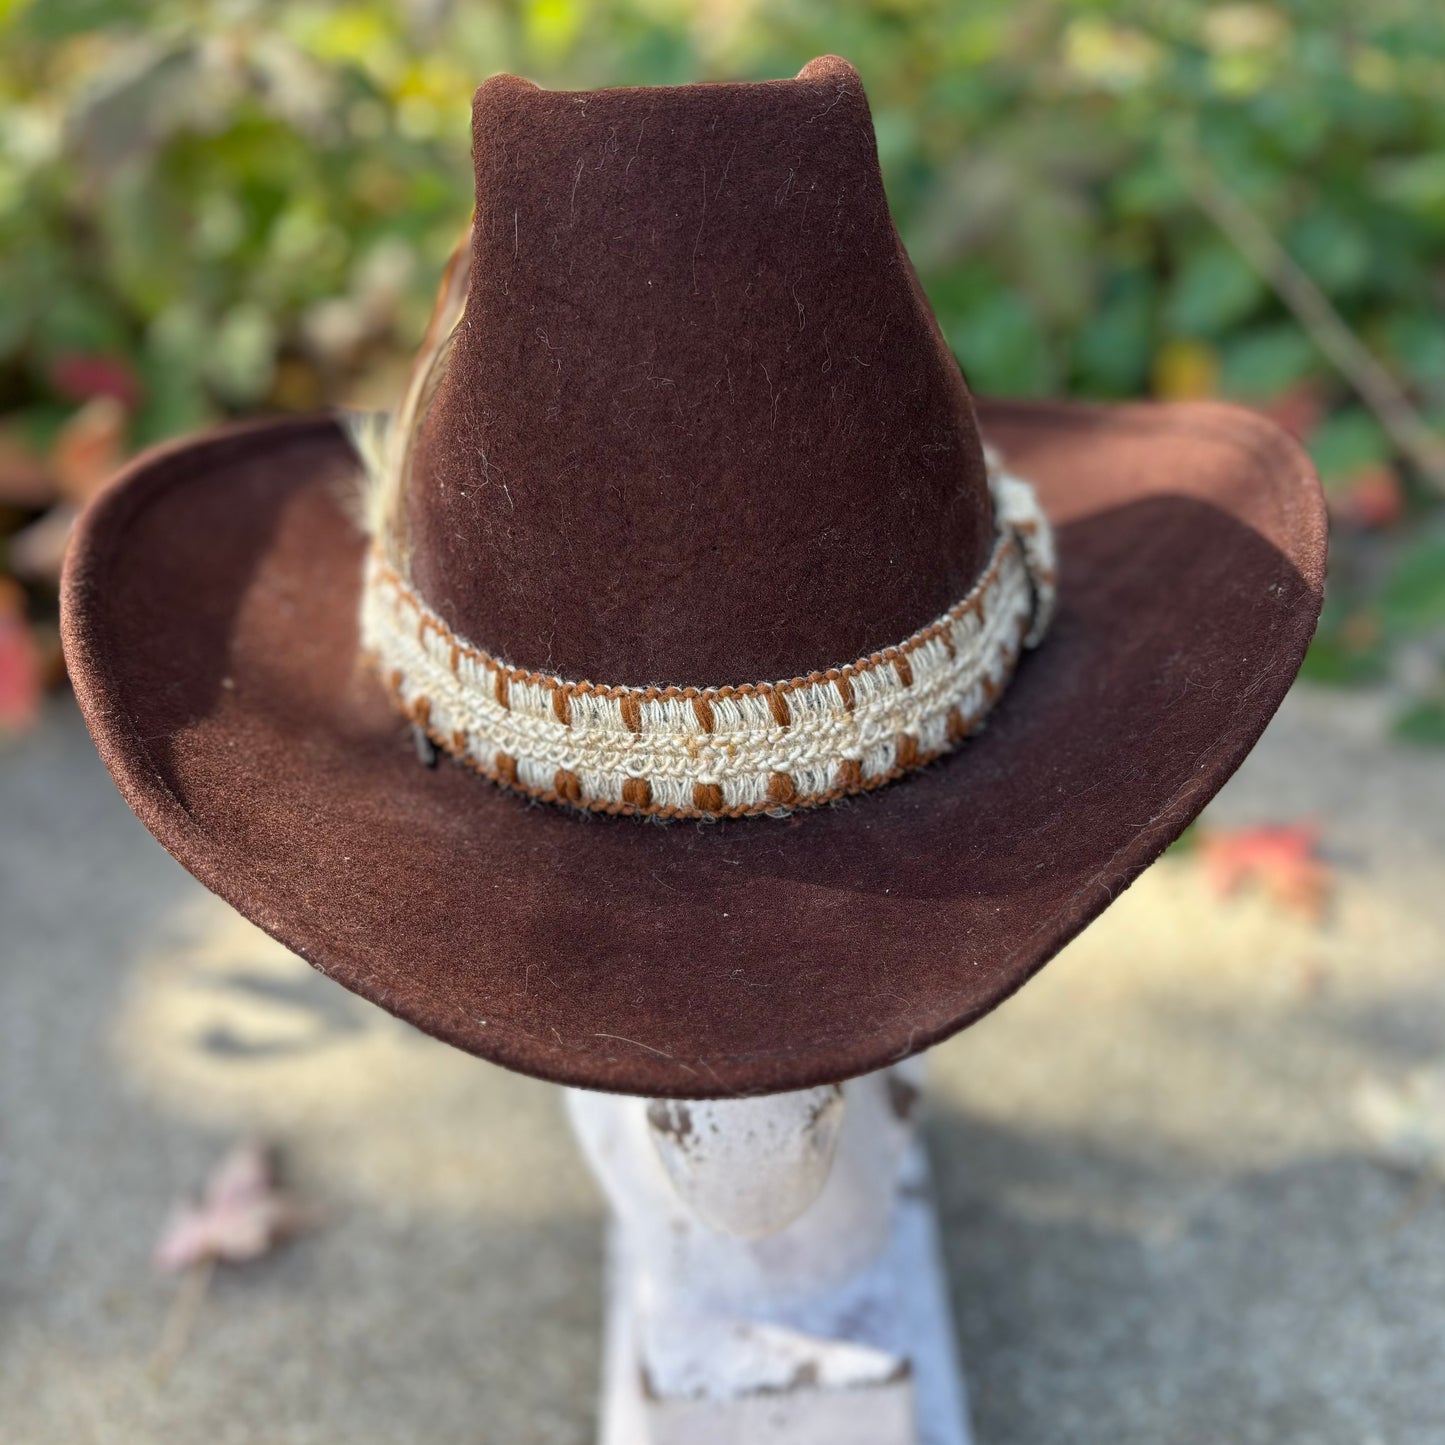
[[382, 656, 1028, 820], [895, 732, 920, 770], [768, 771, 796, 806], [368, 614, 1032, 819], [621, 776, 652, 809]]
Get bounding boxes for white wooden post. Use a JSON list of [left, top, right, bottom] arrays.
[[565, 1058, 971, 1445]]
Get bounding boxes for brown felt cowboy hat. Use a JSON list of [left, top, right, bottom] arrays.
[[62, 57, 1326, 1098]]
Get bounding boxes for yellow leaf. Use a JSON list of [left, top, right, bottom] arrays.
[[526, 0, 584, 61], [1152, 340, 1220, 401]]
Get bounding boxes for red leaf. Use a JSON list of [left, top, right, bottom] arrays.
[[49, 352, 142, 410], [0, 580, 42, 733], [1259, 383, 1325, 442], [1197, 821, 1331, 921], [1326, 463, 1405, 531]]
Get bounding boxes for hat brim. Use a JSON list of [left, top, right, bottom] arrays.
[[62, 399, 1325, 1097]]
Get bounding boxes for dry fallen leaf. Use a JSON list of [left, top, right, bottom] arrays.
[[1197, 821, 1331, 921], [151, 1141, 315, 1381], [4, 398, 132, 584], [52, 394, 128, 505], [154, 1140, 312, 1273], [0, 427, 56, 509], [8, 504, 77, 583]]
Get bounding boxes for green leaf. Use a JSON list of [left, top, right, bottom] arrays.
[[204, 303, 278, 406], [132, 348, 211, 446], [15, 0, 150, 40], [1380, 533, 1445, 637], [1386, 314, 1445, 392], [1164, 242, 1266, 338], [0, 283, 31, 360], [1375, 153, 1445, 220], [1011, 190, 1094, 325], [947, 289, 1051, 397], [1112, 157, 1190, 219], [1394, 700, 1445, 747], [1286, 208, 1371, 293], [1220, 325, 1318, 399], [1299, 629, 1388, 687], [1073, 279, 1153, 395], [5, 402, 72, 456], [31, 286, 132, 366], [1309, 409, 1389, 483]]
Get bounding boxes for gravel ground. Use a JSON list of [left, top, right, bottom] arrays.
[[3, 688, 1444, 1444]]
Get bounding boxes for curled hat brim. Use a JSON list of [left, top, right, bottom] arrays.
[[62, 398, 1325, 1098]]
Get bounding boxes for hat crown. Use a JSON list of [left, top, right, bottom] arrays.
[[405, 57, 994, 686]]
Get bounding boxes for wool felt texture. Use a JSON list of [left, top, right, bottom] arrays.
[[62, 397, 1325, 1098], [361, 57, 1055, 820], [407, 58, 997, 687], [63, 60, 1325, 1096]]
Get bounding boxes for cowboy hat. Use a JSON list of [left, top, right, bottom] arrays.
[[62, 58, 1326, 1097]]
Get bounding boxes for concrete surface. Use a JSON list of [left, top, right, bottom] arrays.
[[2, 687, 1444, 1443]]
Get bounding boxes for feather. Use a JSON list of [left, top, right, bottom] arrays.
[[342, 407, 393, 540], [345, 215, 474, 573]]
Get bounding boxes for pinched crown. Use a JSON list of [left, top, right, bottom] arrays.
[[350, 59, 1055, 818]]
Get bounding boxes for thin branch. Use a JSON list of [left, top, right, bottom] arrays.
[[150, 1257, 215, 1384], [1172, 130, 1445, 495]]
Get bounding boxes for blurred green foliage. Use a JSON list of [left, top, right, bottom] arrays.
[[1, 0, 1444, 726]]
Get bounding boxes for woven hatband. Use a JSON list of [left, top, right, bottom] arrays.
[[361, 446, 1055, 819]]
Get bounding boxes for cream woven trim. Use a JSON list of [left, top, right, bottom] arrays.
[[360, 448, 1055, 819]]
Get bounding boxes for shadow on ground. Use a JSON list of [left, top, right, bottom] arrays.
[[5, 689, 1445, 1442], [929, 1107, 1442, 1445]]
